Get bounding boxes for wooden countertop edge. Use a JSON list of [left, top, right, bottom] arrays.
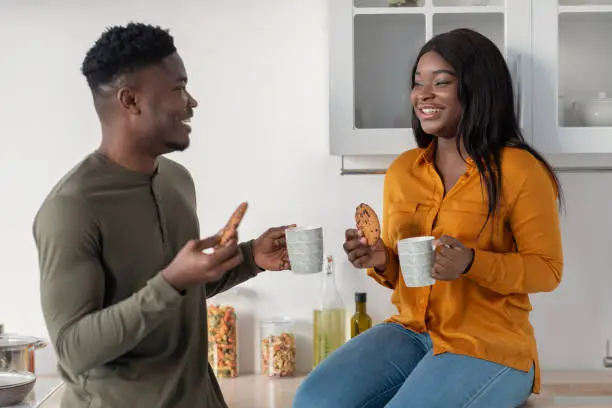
[[38, 369, 612, 385], [36, 383, 64, 408], [37, 369, 612, 407]]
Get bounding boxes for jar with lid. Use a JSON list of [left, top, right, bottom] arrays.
[[207, 303, 238, 378], [260, 317, 296, 377]]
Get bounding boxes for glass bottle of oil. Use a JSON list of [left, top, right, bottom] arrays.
[[350, 292, 372, 338], [313, 255, 346, 368]]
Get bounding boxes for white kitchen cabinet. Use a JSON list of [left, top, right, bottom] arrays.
[[533, 0, 612, 155], [330, 0, 612, 162], [329, 0, 531, 156]]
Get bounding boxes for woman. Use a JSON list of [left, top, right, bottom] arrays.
[[293, 28, 563, 408]]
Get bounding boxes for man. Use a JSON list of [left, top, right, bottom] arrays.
[[33, 22, 292, 408]]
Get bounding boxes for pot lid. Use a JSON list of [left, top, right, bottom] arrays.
[[0, 371, 36, 388], [0, 335, 43, 351]]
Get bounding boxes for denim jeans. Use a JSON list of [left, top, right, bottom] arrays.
[[292, 322, 534, 408]]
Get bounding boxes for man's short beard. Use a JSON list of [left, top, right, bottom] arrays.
[[164, 140, 189, 152]]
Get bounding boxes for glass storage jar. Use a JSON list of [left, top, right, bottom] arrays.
[[207, 303, 238, 378], [260, 317, 296, 377]]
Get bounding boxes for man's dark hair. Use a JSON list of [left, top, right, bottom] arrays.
[[81, 22, 177, 92]]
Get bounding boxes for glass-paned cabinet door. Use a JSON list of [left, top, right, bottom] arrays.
[[329, 0, 530, 156], [354, 14, 425, 131], [533, 0, 612, 155]]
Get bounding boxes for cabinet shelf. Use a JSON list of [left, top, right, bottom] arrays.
[[354, 6, 504, 14], [354, 7, 425, 14], [433, 6, 504, 13], [332, 129, 416, 156], [555, 127, 612, 153], [559, 5, 612, 12]]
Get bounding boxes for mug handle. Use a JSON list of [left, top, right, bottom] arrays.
[[431, 242, 451, 251]]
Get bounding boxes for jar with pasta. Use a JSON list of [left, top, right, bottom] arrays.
[[260, 317, 296, 377], [207, 303, 238, 378]]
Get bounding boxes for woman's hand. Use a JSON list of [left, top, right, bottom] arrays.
[[431, 235, 475, 281], [343, 228, 388, 271]]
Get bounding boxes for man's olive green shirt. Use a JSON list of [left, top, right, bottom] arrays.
[[33, 152, 260, 408]]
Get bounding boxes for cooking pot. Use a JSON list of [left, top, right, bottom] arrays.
[[0, 371, 36, 406], [0, 335, 47, 374]]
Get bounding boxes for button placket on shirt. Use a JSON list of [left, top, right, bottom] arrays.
[[414, 164, 442, 327], [443, 168, 476, 203], [151, 176, 172, 262], [421, 163, 475, 327]]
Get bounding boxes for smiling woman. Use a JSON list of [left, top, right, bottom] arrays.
[[410, 28, 563, 228], [411, 55, 461, 140], [294, 28, 564, 408]]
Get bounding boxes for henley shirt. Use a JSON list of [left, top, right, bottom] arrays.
[[33, 151, 260, 408]]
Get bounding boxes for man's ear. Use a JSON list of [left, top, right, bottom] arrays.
[[117, 87, 141, 115]]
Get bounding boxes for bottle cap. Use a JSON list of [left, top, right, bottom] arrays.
[[355, 292, 367, 303]]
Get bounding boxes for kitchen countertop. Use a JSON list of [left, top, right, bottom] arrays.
[[4, 376, 63, 408], [35, 370, 612, 407]]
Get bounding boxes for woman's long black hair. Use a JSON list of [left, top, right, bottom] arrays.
[[410, 28, 564, 230]]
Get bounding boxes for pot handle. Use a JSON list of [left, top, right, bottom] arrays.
[[33, 337, 48, 350]]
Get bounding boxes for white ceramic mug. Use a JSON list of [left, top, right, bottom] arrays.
[[397, 236, 436, 287], [285, 226, 324, 274], [397, 236, 436, 254]]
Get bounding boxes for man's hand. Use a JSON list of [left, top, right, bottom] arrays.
[[253, 225, 295, 271], [162, 235, 243, 291]]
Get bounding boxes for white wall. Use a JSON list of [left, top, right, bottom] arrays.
[[0, 0, 609, 376]]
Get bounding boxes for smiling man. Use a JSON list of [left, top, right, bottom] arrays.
[[32, 22, 292, 408]]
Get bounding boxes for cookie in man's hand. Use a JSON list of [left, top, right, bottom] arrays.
[[354, 203, 381, 246], [220, 201, 249, 246]]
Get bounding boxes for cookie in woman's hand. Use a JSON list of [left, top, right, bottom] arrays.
[[354, 203, 381, 246]]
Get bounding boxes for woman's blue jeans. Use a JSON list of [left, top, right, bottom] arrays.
[[292, 322, 534, 408]]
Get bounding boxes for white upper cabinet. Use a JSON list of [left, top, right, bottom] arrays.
[[533, 0, 612, 155], [330, 0, 612, 161], [329, 0, 532, 156]]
